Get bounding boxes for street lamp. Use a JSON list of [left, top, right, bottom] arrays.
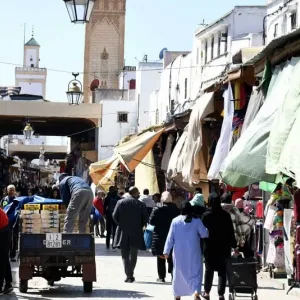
[[23, 123, 34, 140], [66, 72, 83, 105], [63, 0, 96, 24]]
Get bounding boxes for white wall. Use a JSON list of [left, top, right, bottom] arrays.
[[98, 100, 137, 160], [25, 48, 39, 68], [136, 62, 163, 131], [118, 71, 136, 89], [16, 82, 43, 97], [197, 6, 266, 89], [266, 0, 299, 44]]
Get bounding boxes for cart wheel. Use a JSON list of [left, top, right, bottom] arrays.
[[19, 279, 28, 293], [83, 282, 93, 293], [48, 280, 55, 287]]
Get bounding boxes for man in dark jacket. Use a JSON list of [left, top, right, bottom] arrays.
[[149, 191, 179, 282], [59, 174, 93, 233], [113, 187, 148, 283], [104, 186, 120, 249], [201, 193, 237, 300]]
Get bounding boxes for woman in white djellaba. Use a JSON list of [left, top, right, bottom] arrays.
[[164, 201, 209, 300]]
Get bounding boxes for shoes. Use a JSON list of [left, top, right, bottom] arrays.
[[156, 278, 165, 283], [100, 234, 106, 238], [10, 258, 17, 262], [3, 285, 13, 295], [125, 277, 135, 283], [201, 292, 210, 300]]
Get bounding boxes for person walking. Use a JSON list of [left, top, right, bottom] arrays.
[[58, 174, 94, 233], [190, 193, 207, 219], [201, 193, 237, 300], [104, 186, 120, 249], [221, 192, 245, 247], [113, 187, 148, 283], [0, 207, 13, 295], [139, 188, 156, 217], [1, 185, 19, 262], [164, 201, 209, 300], [149, 191, 180, 283], [93, 191, 106, 238]]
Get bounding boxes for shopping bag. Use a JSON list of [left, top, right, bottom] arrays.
[[144, 224, 154, 250]]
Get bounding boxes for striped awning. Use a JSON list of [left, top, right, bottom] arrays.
[[0, 87, 21, 98]]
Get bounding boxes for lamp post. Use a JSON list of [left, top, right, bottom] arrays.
[[66, 72, 83, 105], [63, 0, 96, 24], [23, 123, 34, 140]]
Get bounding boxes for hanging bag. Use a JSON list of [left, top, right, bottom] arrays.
[[144, 224, 154, 250]]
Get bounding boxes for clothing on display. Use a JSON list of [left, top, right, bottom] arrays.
[[294, 189, 300, 222]]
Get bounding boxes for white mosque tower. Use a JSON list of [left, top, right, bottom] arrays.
[[15, 29, 47, 99]]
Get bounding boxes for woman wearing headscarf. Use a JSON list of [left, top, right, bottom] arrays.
[[201, 193, 237, 300], [163, 201, 209, 300], [190, 193, 206, 219], [149, 191, 180, 282]]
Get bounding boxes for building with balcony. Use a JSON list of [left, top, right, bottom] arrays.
[[195, 6, 266, 90], [266, 0, 299, 45]]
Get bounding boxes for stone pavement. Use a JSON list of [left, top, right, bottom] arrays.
[[3, 239, 300, 300]]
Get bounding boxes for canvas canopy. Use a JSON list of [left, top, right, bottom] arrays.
[[220, 58, 300, 187], [114, 129, 164, 172]]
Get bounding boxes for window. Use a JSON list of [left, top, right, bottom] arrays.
[[224, 30, 228, 53], [274, 23, 278, 38], [291, 12, 297, 30], [170, 100, 175, 115], [117, 112, 128, 123], [196, 47, 199, 65], [211, 36, 214, 60], [184, 78, 188, 99], [217, 32, 221, 56], [204, 40, 208, 64]]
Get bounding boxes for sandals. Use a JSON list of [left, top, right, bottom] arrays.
[[194, 295, 201, 300]]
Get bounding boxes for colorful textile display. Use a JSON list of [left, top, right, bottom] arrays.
[[294, 189, 300, 222]]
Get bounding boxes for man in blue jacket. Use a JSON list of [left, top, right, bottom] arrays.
[[59, 174, 94, 233]]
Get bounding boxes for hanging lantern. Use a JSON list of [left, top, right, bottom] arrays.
[[23, 123, 34, 140], [66, 73, 83, 105], [63, 0, 96, 24]]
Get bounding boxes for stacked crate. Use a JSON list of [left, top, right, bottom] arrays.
[[40, 210, 59, 233], [21, 210, 41, 234]]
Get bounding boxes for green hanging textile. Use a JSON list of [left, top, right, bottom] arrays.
[[259, 181, 276, 193], [262, 59, 272, 97]]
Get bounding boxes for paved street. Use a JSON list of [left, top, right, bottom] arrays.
[[1, 239, 299, 300]]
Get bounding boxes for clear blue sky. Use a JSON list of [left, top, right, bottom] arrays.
[[0, 0, 265, 102]]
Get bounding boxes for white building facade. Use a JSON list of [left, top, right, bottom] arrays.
[[266, 0, 299, 45], [196, 6, 266, 90], [94, 87, 137, 160], [135, 62, 163, 131], [15, 36, 47, 99]]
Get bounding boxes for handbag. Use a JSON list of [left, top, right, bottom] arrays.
[[144, 224, 154, 250]]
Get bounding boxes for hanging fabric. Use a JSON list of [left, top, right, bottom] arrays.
[[208, 83, 234, 180]]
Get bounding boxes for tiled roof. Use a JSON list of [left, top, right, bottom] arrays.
[[25, 37, 40, 47]]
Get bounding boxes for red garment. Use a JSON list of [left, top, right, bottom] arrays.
[[0, 208, 8, 229], [256, 200, 264, 219], [227, 186, 248, 202], [93, 197, 104, 216]]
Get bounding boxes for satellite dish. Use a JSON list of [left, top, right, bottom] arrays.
[[159, 48, 168, 60], [90, 79, 100, 91]]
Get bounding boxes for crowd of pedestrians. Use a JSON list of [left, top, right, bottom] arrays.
[[91, 185, 256, 300]]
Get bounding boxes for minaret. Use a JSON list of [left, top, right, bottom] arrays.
[[15, 28, 47, 99], [83, 0, 126, 102]]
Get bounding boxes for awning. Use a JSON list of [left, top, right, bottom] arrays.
[[220, 58, 299, 187], [181, 92, 214, 184], [266, 57, 300, 184], [114, 129, 164, 172], [232, 47, 264, 65], [89, 155, 119, 188]]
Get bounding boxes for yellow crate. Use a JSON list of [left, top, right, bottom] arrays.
[[24, 204, 41, 211], [42, 204, 59, 211], [21, 210, 40, 215]]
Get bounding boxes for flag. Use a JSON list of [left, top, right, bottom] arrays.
[[0, 87, 21, 98]]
